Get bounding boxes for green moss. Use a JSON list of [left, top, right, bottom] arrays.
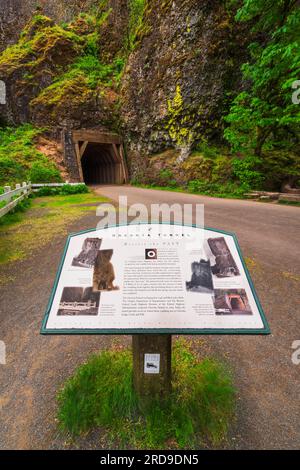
[[31, 53, 123, 112], [166, 85, 194, 148], [0, 17, 82, 73], [0, 8, 127, 116], [31, 74, 92, 109]]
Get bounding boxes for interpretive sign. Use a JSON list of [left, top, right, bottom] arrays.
[[41, 223, 270, 335]]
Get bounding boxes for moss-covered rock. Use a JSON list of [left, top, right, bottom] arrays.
[[0, 15, 84, 125], [0, 8, 123, 130], [121, 0, 250, 164], [133, 147, 236, 188], [31, 76, 119, 129]]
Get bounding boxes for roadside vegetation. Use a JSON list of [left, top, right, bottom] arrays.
[[57, 338, 236, 449], [132, 1, 299, 197], [0, 188, 106, 277], [0, 125, 62, 186]]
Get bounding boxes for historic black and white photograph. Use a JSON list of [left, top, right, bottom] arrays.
[[57, 287, 100, 316], [207, 237, 240, 277], [213, 289, 253, 315], [72, 238, 102, 268], [93, 249, 119, 291], [186, 259, 214, 293]]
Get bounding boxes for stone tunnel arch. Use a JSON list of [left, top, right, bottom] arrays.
[[63, 129, 129, 184]]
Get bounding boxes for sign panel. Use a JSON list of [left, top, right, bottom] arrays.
[[144, 354, 160, 374], [41, 224, 270, 335]]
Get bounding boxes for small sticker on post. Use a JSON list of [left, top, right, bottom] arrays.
[[144, 354, 160, 374]]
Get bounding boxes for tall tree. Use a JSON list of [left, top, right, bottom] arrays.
[[224, 0, 300, 172]]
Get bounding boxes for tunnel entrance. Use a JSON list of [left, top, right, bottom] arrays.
[[81, 143, 121, 184], [70, 130, 128, 185]]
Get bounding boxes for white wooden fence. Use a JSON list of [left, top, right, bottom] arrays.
[[0, 182, 86, 218], [0, 182, 32, 218]]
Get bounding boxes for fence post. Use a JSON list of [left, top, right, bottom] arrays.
[[4, 186, 11, 193]]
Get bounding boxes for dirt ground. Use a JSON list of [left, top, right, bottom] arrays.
[[0, 186, 299, 449]]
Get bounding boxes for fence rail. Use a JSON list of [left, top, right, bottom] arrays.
[[0, 182, 32, 218], [0, 182, 86, 218]]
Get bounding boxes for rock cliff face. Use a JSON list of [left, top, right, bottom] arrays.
[[121, 0, 249, 174], [0, 0, 95, 52], [0, 0, 249, 178]]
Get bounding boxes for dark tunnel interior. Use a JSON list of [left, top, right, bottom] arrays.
[[81, 143, 118, 184]]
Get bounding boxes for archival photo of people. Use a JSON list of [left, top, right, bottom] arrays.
[[186, 259, 214, 294], [72, 238, 102, 268], [207, 237, 240, 278], [213, 289, 253, 315], [57, 287, 100, 316], [93, 249, 119, 292]]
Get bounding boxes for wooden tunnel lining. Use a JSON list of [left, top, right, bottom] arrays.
[[72, 130, 128, 184]]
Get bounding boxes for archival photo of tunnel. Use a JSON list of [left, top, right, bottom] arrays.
[[57, 287, 100, 316], [186, 259, 214, 293], [72, 238, 102, 268], [207, 237, 240, 278], [213, 289, 253, 315], [93, 249, 119, 292]]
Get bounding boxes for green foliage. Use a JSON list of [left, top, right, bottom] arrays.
[[0, 125, 61, 185], [0, 16, 82, 71], [157, 169, 178, 188], [224, 0, 300, 164], [35, 184, 89, 197], [232, 156, 264, 190], [57, 339, 235, 449], [0, 197, 32, 227], [278, 199, 300, 207], [260, 150, 300, 188], [211, 156, 233, 183], [127, 0, 146, 50], [29, 162, 62, 183], [193, 142, 220, 159], [187, 180, 246, 198]]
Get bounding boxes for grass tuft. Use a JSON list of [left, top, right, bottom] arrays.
[[57, 339, 236, 449]]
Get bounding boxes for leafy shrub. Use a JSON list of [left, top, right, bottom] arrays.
[[28, 162, 62, 184], [187, 180, 246, 198], [0, 157, 25, 183], [158, 169, 178, 188], [35, 184, 88, 197], [232, 156, 264, 190], [211, 156, 233, 183], [0, 125, 62, 186], [193, 142, 220, 159], [0, 197, 31, 226]]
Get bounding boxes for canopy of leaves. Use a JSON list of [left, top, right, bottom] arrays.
[[224, 0, 300, 162]]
